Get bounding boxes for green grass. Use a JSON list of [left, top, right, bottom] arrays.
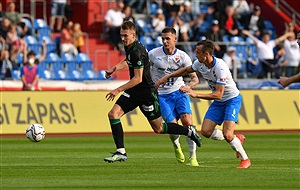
[[1, 133, 299, 190]]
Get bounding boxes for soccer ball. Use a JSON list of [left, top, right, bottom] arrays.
[[26, 124, 45, 142]]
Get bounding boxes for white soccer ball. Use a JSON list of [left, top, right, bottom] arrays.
[[26, 124, 46, 142]]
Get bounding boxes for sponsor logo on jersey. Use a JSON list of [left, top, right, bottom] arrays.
[[142, 105, 154, 112], [174, 57, 180, 63]]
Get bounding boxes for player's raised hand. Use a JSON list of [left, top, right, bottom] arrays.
[[105, 67, 116, 79]]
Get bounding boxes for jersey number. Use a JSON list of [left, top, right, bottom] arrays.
[[166, 78, 175, 86]]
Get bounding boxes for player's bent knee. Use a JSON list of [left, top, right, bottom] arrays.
[[201, 130, 212, 138]]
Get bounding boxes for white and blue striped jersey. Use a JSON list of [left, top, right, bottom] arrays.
[[149, 46, 193, 94], [191, 57, 239, 102]]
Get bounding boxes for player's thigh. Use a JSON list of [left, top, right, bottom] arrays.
[[139, 92, 161, 121], [148, 116, 163, 133], [114, 93, 138, 117], [158, 94, 176, 122], [224, 94, 242, 122]]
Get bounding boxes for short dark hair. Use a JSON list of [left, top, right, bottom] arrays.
[[27, 50, 36, 57], [162, 27, 176, 35], [121, 21, 136, 31], [297, 30, 300, 35], [196, 40, 215, 55]]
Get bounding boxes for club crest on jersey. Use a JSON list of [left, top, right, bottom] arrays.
[[174, 57, 180, 63], [220, 78, 226, 82]]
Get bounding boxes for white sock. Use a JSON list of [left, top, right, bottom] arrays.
[[169, 134, 181, 148], [117, 148, 126, 154], [186, 136, 196, 158], [210, 129, 225, 140], [229, 136, 248, 160]]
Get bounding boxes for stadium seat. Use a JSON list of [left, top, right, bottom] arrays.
[[33, 18, 51, 39], [25, 35, 42, 55], [149, 3, 159, 15], [140, 36, 155, 51], [40, 36, 56, 54], [230, 36, 244, 43], [62, 53, 83, 80], [199, 21, 210, 33], [46, 53, 68, 80], [11, 69, 21, 80], [154, 36, 163, 47], [98, 70, 113, 80], [136, 19, 152, 35], [22, 18, 34, 35], [199, 4, 208, 13], [222, 35, 229, 42], [76, 53, 97, 80], [199, 36, 206, 41]]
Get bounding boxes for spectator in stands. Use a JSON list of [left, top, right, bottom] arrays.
[[60, 21, 78, 56], [242, 30, 293, 79], [232, 0, 250, 19], [0, 3, 5, 21], [278, 30, 300, 87], [0, 17, 11, 39], [283, 30, 300, 77], [104, 0, 124, 50], [5, 2, 22, 25], [72, 22, 84, 53], [240, 5, 265, 37], [6, 23, 25, 62], [285, 22, 295, 34], [166, 5, 184, 38], [152, 8, 166, 34], [212, 0, 232, 21], [125, 0, 146, 14], [50, 0, 67, 32], [219, 5, 240, 37], [204, 19, 225, 58], [21, 51, 40, 91], [222, 46, 245, 79], [204, 5, 216, 24], [123, 4, 135, 24], [0, 36, 12, 80], [272, 44, 288, 79]]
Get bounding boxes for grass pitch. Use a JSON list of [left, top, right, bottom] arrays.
[[1, 133, 299, 190]]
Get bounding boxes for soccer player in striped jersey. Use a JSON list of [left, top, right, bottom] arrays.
[[155, 40, 251, 168]]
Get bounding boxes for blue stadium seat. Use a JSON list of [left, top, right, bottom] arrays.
[[11, 69, 21, 80], [222, 35, 229, 42], [199, 4, 208, 13], [40, 36, 56, 54], [136, 19, 152, 35], [230, 36, 244, 43], [154, 36, 163, 47], [22, 18, 34, 35], [25, 35, 41, 55], [140, 36, 155, 51], [199, 21, 210, 33], [98, 70, 114, 80], [33, 18, 51, 39], [149, 3, 159, 15], [76, 53, 97, 80], [62, 53, 83, 80], [46, 53, 68, 80]]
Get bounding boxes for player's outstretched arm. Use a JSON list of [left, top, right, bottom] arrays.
[[155, 66, 194, 89], [105, 58, 128, 79], [278, 73, 300, 87]]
